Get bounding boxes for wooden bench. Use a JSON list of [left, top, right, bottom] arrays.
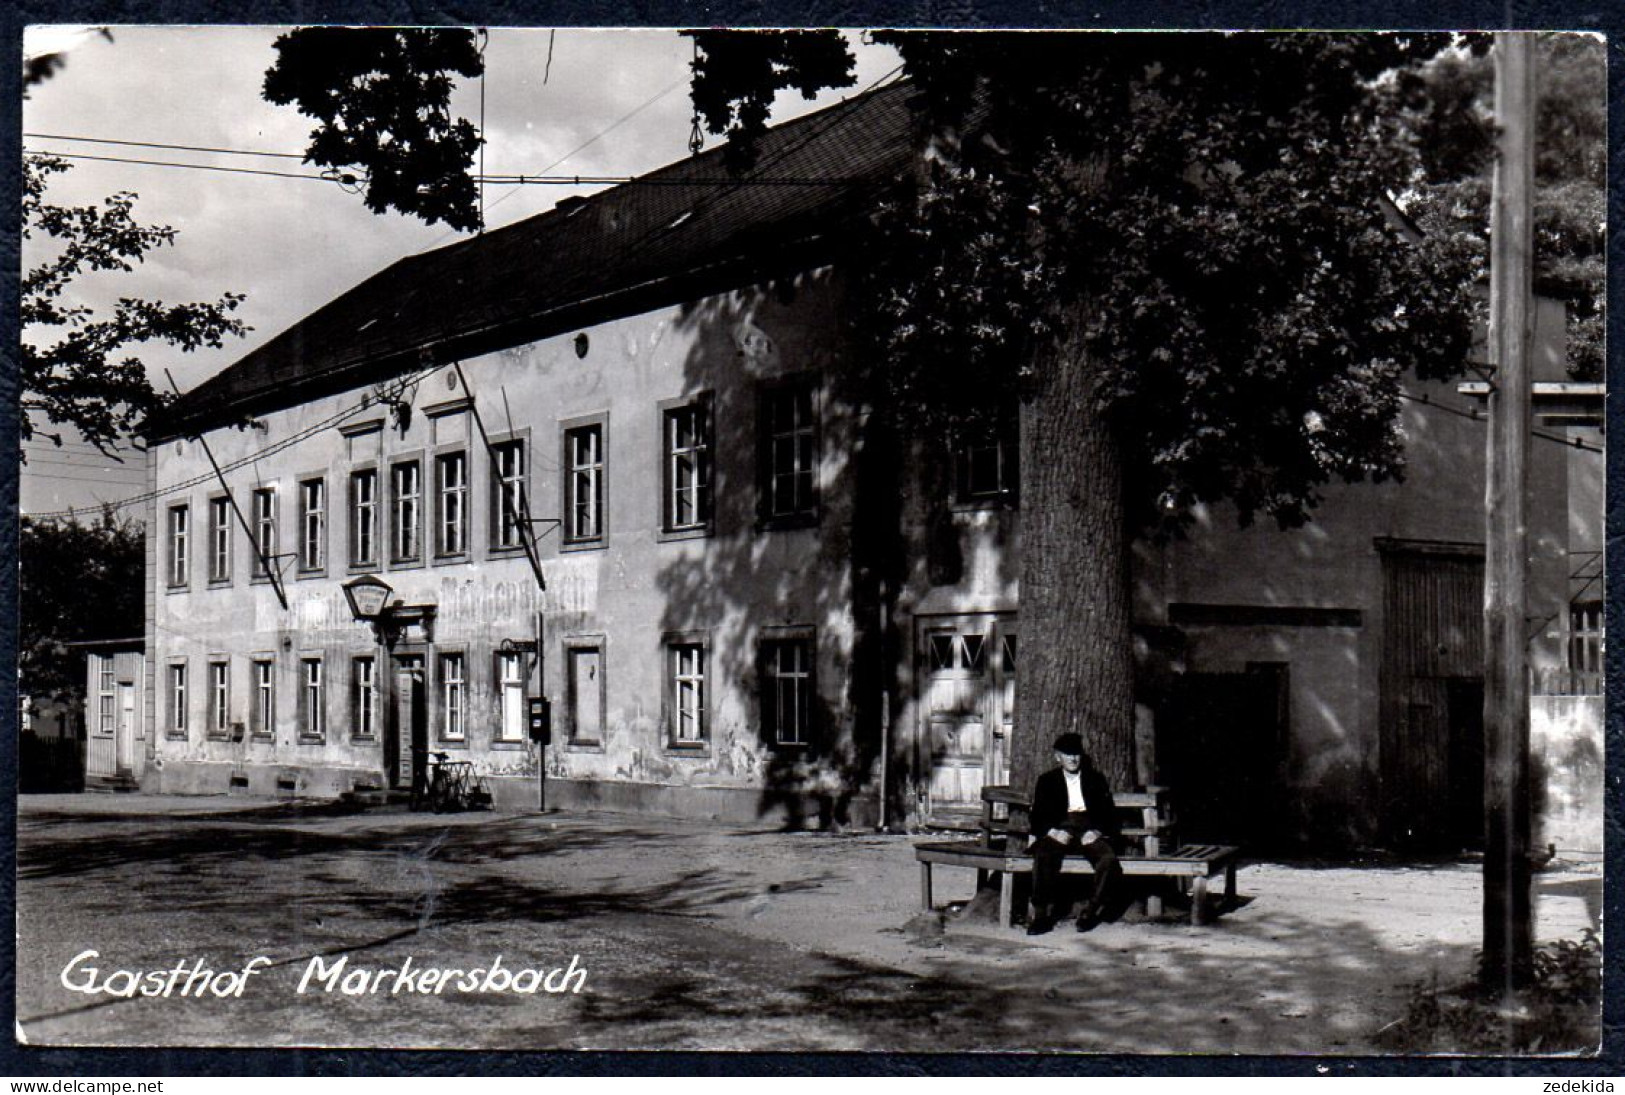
[[915, 785, 1241, 927]]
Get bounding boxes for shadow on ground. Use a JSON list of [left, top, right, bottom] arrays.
[[14, 806, 1564, 1053]]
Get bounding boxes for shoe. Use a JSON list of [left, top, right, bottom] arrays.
[[1075, 913, 1101, 933], [1026, 917, 1056, 936]]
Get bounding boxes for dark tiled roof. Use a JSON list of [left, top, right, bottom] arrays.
[[154, 81, 920, 439]]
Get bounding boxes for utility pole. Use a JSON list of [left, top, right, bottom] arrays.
[[1482, 30, 1535, 994]]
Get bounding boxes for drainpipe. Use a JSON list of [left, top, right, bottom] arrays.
[[536, 609, 547, 813], [877, 578, 891, 831]]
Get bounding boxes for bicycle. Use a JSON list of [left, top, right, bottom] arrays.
[[422, 751, 494, 813]]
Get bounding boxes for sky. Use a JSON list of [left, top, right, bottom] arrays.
[[19, 25, 901, 516]]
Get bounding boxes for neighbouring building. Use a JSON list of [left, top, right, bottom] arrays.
[[142, 83, 1603, 852]]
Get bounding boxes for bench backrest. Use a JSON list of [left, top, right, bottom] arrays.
[[979, 783, 1174, 855]]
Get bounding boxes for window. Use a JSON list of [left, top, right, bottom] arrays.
[[929, 631, 987, 673], [667, 639, 707, 745], [209, 497, 232, 582], [439, 653, 466, 740], [760, 638, 814, 746], [497, 651, 526, 743], [352, 657, 377, 739], [663, 401, 711, 533], [350, 469, 378, 567], [300, 658, 325, 740], [760, 380, 818, 523], [563, 421, 605, 545], [96, 656, 115, 735], [435, 451, 469, 557], [167, 663, 187, 737], [490, 439, 529, 551], [208, 660, 230, 738], [252, 659, 275, 736], [299, 478, 326, 572], [954, 418, 1019, 504], [391, 461, 422, 563], [999, 632, 1017, 740], [167, 504, 189, 588], [251, 488, 277, 578]]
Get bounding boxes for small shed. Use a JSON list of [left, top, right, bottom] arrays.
[[74, 638, 147, 791]]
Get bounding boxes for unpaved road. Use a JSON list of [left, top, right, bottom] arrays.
[[14, 794, 1603, 1053]]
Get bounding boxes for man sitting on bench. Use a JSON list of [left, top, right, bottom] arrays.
[[1026, 732, 1122, 936]]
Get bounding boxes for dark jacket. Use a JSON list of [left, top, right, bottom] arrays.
[[1029, 764, 1120, 844]]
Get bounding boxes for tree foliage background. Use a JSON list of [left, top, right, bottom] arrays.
[[19, 511, 146, 704], [1405, 34, 1605, 380], [21, 154, 249, 455]]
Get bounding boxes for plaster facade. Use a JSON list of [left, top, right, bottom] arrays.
[[143, 271, 1601, 849]]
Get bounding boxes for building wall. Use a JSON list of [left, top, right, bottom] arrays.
[[149, 271, 880, 823], [1531, 695, 1604, 855], [150, 271, 1600, 847], [1139, 298, 1599, 849]]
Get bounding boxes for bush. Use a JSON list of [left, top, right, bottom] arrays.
[[1375, 930, 1602, 1054]]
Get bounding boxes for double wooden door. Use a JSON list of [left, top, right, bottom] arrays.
[[918, 612, 1017, 812]]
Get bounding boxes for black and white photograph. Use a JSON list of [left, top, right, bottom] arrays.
[[12, 24, 1607, 1058]]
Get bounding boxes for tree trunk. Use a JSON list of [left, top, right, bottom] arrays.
[[1010, 320, 1137, 795]]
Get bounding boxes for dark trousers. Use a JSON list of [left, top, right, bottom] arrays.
[[1030, 826, 1121, 921]]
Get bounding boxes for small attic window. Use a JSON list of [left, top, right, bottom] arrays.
[[664, 210, 694, 231], [357, 318, 379, 333]]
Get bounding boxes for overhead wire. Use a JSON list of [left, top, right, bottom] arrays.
[[26, 148, 868, 188], [1399, 389, 1604, 454], [23, 131, 307, 159], [22, 468, 146, 485], [24, 62, 896, 241], [25, 149, 335, 183], [25, 360, 443, 522], [415, 73, 691, 251]]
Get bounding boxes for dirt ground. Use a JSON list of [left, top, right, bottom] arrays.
[[12, 793, 1604, 1055]]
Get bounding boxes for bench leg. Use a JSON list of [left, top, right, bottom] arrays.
[[1224, 862, 1237, 911], [1191, 875, 1209, 926], [920, 862, 933, 912], [999, 871, 1014, 927], [1147, 891, 1164, 919]]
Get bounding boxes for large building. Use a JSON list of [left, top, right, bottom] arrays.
[[141, 83, 1603, 852]]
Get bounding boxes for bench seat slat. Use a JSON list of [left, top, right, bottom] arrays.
[[915, 840, 1238, 878]]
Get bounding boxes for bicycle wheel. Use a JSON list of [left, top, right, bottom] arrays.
[[427, 772, 453, 813]]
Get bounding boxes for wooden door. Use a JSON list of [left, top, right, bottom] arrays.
[[1159, 669, 1287, 847], [919, 614, 1015, 812], [1378, 546, 1484, 849], [115, 682, 136, 774], [388, 656, 425, 791]]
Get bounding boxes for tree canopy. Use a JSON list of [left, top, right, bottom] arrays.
[[689, 31, 1479, 534], [21, 154, 249, 455], [263, 27, 486, 232]]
